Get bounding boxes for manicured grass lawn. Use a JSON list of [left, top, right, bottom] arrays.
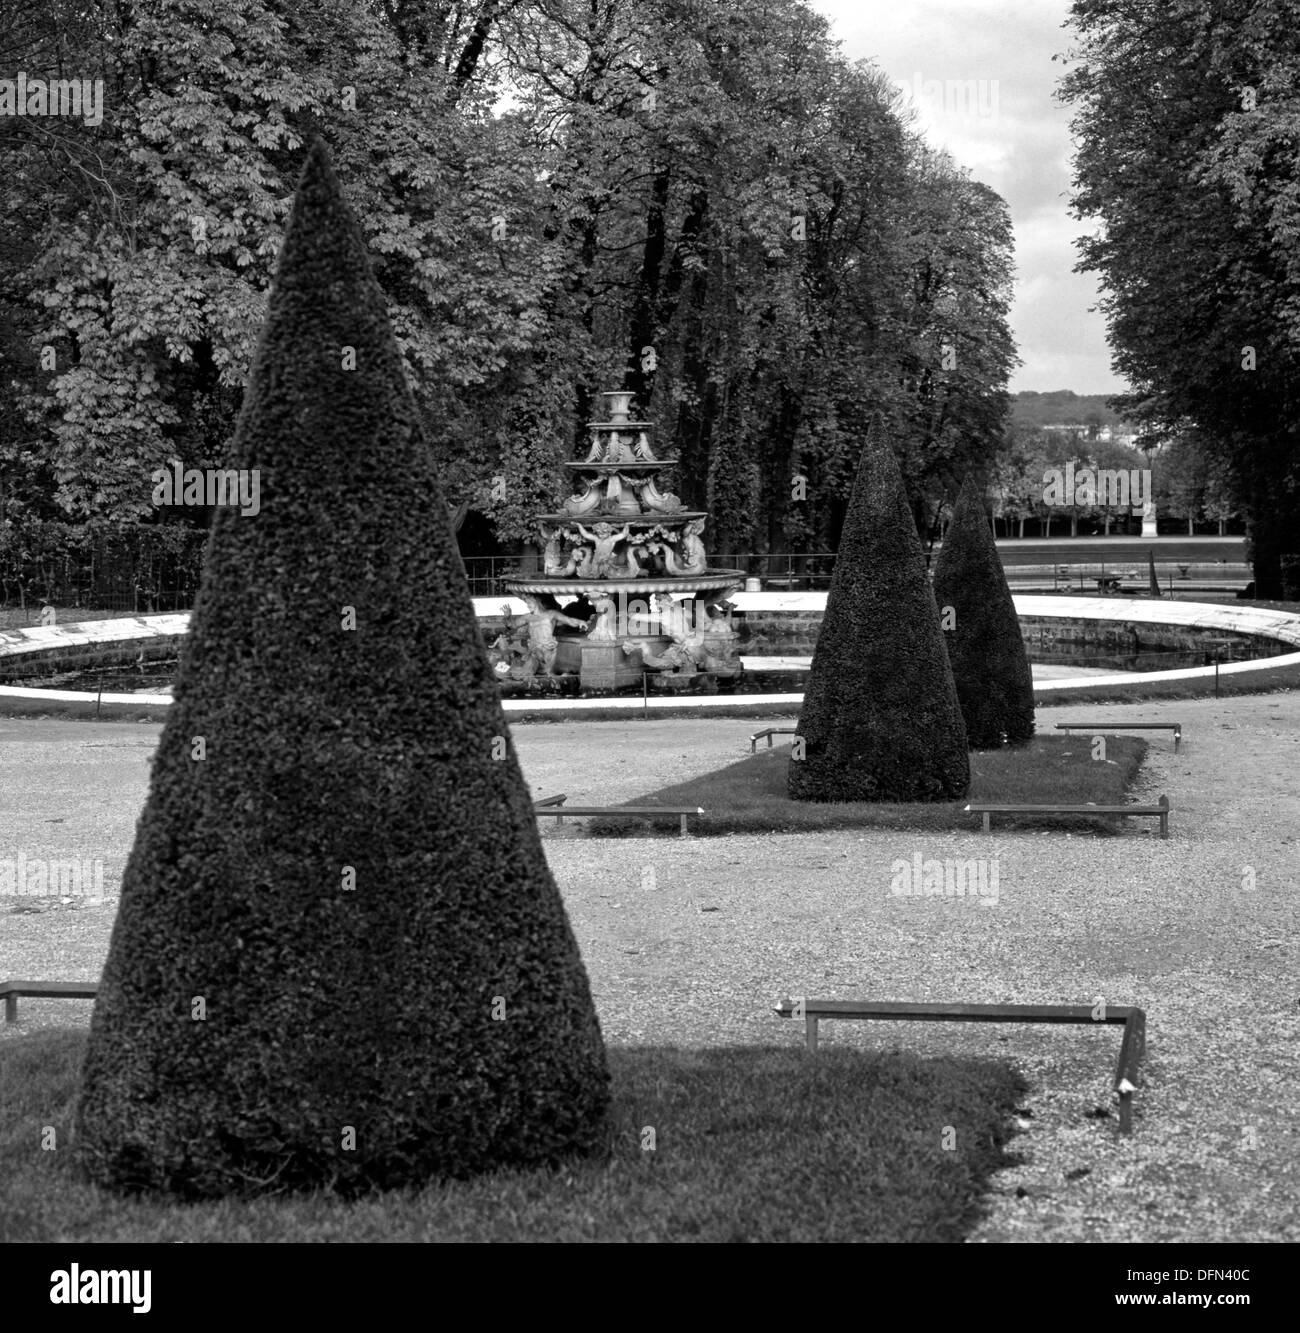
[[587, 733, 1148, 836], [1037, 657, 1300, 704], [1, 1030, 1024, 1242]]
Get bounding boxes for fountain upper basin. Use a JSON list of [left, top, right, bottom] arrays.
[[505, 571, 745, 598]]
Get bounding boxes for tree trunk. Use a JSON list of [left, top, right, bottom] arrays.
[[626, 161, 671, 406], [446, 1, 505, 103]]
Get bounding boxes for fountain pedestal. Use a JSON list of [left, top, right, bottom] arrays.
[[575, 642, 642, 691]]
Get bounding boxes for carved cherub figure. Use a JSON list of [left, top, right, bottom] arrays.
[[575, 520, 631, 578]]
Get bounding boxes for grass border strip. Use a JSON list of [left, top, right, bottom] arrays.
[[774, 998, 1148, 1134]]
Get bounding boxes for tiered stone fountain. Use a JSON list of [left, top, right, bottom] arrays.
[[497, 390, 745, 692]]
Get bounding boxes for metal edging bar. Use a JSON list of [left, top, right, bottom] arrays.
[[773, 999, 1149, 1135]]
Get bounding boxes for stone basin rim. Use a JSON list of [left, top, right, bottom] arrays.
[[561, 460, 679, 472], [5, 599, 1298, 717], [504, 573, 746, 597], [533, 510, 709, 525]]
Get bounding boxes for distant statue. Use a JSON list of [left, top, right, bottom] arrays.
[[539, 524, 567, 576], [652, 592, 692, 639], [677, 518, 708, 574], [487, 606, 529, 677], [623, 636, 697, 674], [543, 525, 585, 577], [587, 593, 620, 641], [694, 593, 735, 632], [623, 623, 736, 677], [574, 520, 631, 578], [660, 518, 707, 576], [517, 594, 590, 675]]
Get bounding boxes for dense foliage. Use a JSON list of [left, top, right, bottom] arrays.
[[1, 0, 1016, 559], [1063, 0, 1300, 594]]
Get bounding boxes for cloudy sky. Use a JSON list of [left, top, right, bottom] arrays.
[[809, 0, 1123, 395]]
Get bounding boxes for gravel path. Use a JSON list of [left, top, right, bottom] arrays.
[[3, 695, 1297, 1241], [520, 697, 1300, 1243]]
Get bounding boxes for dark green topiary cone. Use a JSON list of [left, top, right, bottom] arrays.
[[789, 420, 969, 802], [74, 141, 609, 1198], [932, 476, 1035, 748]]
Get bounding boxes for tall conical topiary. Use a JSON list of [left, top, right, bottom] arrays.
[[74, 141, 609, 1198], [932, 476, 1036, 749], [789, 421, 969, 802]]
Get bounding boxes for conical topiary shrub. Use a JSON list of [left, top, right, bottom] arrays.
[[932, 475, 1035, 748], [74, 141, 609, 1198], [789, 421, 969, 802]]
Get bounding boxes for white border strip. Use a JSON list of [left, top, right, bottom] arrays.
[[4, 598, 1299, 713]]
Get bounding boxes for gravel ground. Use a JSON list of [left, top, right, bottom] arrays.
[[3, 695, 1298, 1242]]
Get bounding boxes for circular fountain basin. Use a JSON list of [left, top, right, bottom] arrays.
[[4, 597, 1299, 718]]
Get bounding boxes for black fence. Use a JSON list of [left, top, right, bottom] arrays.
[[0, 529, 1258, 616], [0, 525, 209, 617], [461, 552, 837, 598]]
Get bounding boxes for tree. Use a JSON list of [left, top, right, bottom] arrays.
[[4, 0, 1017, 559], [1089, 438, 1148, 535], [1153, 430, 1238, 536], [933, 476, 1035, 749], [74, 141, 610, 1198], [991, 422, 1051, 538], [1063, 0, 1300, 596], [1153, 433, 1207, 536], [789, 420, 968, 802]]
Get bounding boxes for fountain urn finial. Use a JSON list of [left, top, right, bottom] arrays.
[[603, 391, 635, 423]]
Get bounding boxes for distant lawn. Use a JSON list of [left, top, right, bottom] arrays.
[[1035, 654, 1300, 704], [2, 1031, 1023, 1243], [587, 733, 1148, 837]]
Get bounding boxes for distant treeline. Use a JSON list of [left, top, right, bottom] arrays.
[[1011, 392, 1132, 432]]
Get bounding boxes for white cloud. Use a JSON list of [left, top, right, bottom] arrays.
[[808, 0, 1126, 394]]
